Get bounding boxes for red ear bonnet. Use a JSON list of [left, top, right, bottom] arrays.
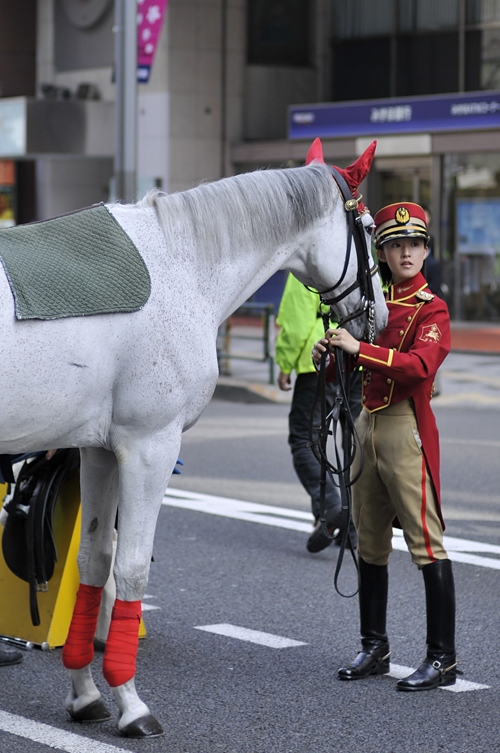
[[339, 141, 377, 194], [305, 137, 325, 165], [305, 138, 377, 211]]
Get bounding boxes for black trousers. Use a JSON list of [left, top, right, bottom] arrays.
[[288, 370, 362, 521]]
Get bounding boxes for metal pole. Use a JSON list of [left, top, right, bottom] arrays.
[[115, 0, 137, 203], [458, 0, 466, 93], [220, 0, 227, 179]]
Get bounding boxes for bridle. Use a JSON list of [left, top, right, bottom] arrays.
[[308, 166, 380, 597], [311, 165, 379, 345]]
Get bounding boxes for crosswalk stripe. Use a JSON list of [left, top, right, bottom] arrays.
[[194, 623, 307, 648], [0, 709, 136, 753]]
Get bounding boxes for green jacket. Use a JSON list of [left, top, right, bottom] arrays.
[[275, 273, 327, 375]]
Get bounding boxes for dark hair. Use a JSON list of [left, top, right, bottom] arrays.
[[378, 259, 392, 286]]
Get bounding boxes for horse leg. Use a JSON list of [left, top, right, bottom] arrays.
[[94, 529, 118, 650], [63, 447, 119, 723], [103, 434, 180, 738]]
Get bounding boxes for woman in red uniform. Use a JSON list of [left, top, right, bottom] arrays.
[[312, 202, 457, 691]]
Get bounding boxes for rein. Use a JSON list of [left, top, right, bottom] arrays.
[[308, 167, 377, 597]]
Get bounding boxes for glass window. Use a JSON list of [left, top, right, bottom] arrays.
[[247, 0, 311, 66], [332, 0, 394, 39], [399, 0, 458, 31], [442, 152, 500, 320], [467, 0, 500, 24]]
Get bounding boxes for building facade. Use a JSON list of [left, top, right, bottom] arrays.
[[1, 0, 500, 319]]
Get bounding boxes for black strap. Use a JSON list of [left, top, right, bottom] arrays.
[[309, 331, 364, 597]]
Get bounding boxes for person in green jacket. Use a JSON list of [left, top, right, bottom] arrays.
[[276, 273, 362, 552]]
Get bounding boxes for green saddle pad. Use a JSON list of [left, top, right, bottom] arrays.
[[0, 203, 151, 320]]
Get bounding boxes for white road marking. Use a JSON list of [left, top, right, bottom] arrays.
[[441, 437, 500, 448], [388, 663, 490, 693], [194, 623, 307, 648], [141, 594, 160, 611], [163, 488, 312, 533], [433, 393, 500, 407], [440, 370, 500, 389], [0, 710, 136, 753], [163, 489, 500, 570]]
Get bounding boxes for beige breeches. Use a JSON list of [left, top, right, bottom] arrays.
[[352, 399, 448, 567]]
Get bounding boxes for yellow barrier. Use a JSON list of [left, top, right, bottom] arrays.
[[0, 477, 146, 648]]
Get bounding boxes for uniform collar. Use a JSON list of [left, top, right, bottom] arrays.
[[387, 271, 428, 303]]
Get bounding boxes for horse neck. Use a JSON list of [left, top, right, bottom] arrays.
[[193, 223, 327, 328], [147, 165, 337, 327]]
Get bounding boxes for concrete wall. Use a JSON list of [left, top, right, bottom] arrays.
[[36, 157, 113, 219], [167, 0, 245, 193], [244, 66, 317, 141], [36, 0, 246, 196]]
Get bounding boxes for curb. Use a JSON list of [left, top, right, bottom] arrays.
[[214, 378, 292, 404]]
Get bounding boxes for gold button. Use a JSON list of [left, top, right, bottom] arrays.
[[386, 378, 392, 384], [362, 395, 367, 402], [383, 396, 388, 403], [399, 330, 404, 336], [407, 316, 412, 322], [363, 380, 368, 386]]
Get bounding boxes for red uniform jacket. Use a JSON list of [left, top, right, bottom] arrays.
[[325, 271, 450, 527]]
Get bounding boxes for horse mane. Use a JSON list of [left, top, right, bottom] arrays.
[[137, 163, 336, 264]]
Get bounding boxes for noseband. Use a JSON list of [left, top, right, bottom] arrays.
[[313, 166, 378, 344]]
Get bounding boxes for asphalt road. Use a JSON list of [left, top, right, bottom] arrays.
[[0, 353, 499, 752]]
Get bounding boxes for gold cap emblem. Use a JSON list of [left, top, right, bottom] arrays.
[[395, 206, 410, 224]]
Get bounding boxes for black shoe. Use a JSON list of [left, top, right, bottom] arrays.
[[306, 519, 338, 553], [338, 642, 391, 680], [0, 646, 23, 666], [396, 654, 457, 691]]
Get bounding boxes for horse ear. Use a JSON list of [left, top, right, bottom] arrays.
[[305, 137, 325, 165], [339, 141, 377, 191]]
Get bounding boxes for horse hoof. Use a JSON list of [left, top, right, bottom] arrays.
[[68, 698, 112, 723], [120, 713, 165, 738]]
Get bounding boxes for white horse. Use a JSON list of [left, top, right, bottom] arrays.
[[0, 143, 387, 738]]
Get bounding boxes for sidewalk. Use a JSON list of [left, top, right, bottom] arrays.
[[450, 321, 500, 354]]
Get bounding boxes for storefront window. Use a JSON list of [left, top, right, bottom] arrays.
[[442, 152, 500, 320], [0, 161, 15, 229]]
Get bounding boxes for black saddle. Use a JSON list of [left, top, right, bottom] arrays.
[[2, 449, 80, 626]]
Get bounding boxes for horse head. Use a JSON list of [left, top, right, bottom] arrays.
[[297, 137, 388, 342]]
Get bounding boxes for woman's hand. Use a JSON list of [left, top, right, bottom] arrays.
[[311, 337, 330, 364], [326, 327, 361, 356], [312, 328, 360, 363]]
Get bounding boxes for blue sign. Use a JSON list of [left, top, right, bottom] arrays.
[[289, 90, 500, 140], [457, 198, 500, 256]]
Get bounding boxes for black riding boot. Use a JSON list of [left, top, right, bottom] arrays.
[[338, 558, 391, 680], [397, 558, 457, 691]]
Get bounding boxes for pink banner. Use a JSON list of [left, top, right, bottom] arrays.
[[137, 0, 169, 83]]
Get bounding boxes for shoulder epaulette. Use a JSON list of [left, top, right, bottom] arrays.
[[416, 290, 434, 302]]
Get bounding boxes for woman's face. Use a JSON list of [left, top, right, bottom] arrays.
[[377, 237, 427, 285]]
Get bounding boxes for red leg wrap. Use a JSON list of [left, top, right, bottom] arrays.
[[102, 599, 141, 688], [62, 584, 104, 670]]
